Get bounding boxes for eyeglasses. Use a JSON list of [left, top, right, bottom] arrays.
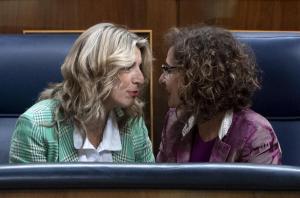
[[161, 63, 178, 75]]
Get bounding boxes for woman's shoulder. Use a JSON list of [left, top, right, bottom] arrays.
[[126, 116, 147, 132], [230, 108, 274, 139], [164, 108, 178, 124], [21, 99, 59, 124], [233, 108, 272, 127], [114, 108, 147, 133]]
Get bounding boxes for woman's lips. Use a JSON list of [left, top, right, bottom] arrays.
[[128, 91, 139, 97]]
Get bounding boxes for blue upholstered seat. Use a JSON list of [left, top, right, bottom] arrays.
[[0, 34, 79, 164], [234, 32, 300, 166]]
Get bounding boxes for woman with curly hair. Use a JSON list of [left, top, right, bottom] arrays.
[[10, 23, 154, 163], [157, 25, 281, 164]]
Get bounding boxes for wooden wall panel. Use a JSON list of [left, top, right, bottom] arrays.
[[178, 0, 300, 30], [1, 0, 300, 155], [0, 0, 150, 32], [145, 0, 177, 154]]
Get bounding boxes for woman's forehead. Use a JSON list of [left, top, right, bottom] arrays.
[[166, 47, 176, 64]]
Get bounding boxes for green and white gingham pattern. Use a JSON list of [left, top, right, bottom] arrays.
[[9, 99, 155, 163]]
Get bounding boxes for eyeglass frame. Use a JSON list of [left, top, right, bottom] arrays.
[[161, 63, 181, 75]]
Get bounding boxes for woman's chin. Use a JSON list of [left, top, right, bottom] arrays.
[[167, 101, 179, 108]]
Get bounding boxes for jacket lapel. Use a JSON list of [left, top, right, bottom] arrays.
[[209, 139, 231, 162], [56, 121, 79, 162], [54, 108, 130, 163], [177, 133, 193, 162], [111, 124, 136, 162], [176, 115, 195, 162]]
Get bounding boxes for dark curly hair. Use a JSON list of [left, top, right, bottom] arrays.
[[165, 25, 261, 122]]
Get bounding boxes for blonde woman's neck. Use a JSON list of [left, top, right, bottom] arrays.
[[85, 110, 110, 148]]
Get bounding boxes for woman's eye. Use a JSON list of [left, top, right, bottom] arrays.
[[166, 68, 172, 74], [126, 66, 134, 71], [122, 65, 134, 72], [120, 63, 142, 73]]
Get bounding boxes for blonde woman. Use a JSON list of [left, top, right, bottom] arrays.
[[10, 23, 154, 163]]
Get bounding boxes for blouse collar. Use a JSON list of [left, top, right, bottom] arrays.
[[181, 110, 233, 140]]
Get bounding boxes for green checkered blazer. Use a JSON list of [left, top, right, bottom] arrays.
[[9, 99, 155, 163]]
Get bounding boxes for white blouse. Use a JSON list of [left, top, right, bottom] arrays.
[[73, 111, 122, 162]]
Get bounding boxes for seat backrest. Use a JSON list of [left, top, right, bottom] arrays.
[[0, 34, 79, 164], [234, 32, 300, 166], [1, 32, 300, 166]]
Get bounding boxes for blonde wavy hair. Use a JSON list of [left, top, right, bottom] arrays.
[[39, 23, 152, 129]]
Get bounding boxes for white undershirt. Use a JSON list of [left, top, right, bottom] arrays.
[[218, 110, 233, 139], [182, 110, 233, 139], [73, 111, 122, 162]]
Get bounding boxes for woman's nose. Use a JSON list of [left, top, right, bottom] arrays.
[[133, 68, 145, 85], [159, 73, 165, 85]]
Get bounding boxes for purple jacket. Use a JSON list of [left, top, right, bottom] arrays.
[[157, 108, 282, 164]]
